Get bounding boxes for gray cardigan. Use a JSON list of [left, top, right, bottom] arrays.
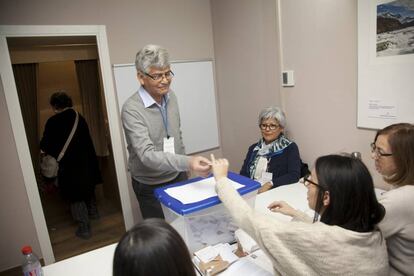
[[121, 88, 189, 185]]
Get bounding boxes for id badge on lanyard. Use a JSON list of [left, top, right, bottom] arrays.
[[163, 137, 175, 154]]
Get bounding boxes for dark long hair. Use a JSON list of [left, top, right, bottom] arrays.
[[314, 154, 385, 232], [113, 218, 196, 276], [374, 123, 414, 186]]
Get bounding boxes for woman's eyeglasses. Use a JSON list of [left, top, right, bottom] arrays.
[[300, 174, 322, 189], [370, 142, 392, 158], [259, 123, 280, 130]]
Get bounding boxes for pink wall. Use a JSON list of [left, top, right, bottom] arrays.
[[0, 0, 216, 270], [0, 0, 393, 271], [0, 78, 41, 270], [211, 0, 281, 171], [279, 0, 389, 188]]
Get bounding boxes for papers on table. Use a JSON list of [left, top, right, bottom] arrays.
[[193, 242, 273, 276], [219, 250, 273, 276], [194, 243, 238, 264], [164, 177, 243, 204]]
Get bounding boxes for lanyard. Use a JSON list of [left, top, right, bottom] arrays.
[[159, 96, 169, 138]]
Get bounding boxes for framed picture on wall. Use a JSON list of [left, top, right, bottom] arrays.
[[357, 0, 414, 129]]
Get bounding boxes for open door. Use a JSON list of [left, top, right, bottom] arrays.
[[0, 25, 133, 264]]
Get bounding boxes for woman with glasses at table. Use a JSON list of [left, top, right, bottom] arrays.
[[211, 153, 388, 276], [370, 123, 414, 276], [240, 106, 303, 193]]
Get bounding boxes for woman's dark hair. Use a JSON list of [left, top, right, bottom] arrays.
[[314, 154, 385, 233], [49, 91, 73, 110], [374, 123, 414, 186], [113, 218, 196, 276]]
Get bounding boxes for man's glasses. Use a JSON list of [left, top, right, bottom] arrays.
[[300, 174, 322, 189], [370, 142, 392, 158], [259, 123, 280, 130], [144, 70, 174, 82]]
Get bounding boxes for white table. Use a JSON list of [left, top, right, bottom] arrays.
[[255, 182, 313, 221], [255, 182, 385, 218], [43, 184, 306, 276], [43, 182, 385, 275], [43, 243, 116, 275]]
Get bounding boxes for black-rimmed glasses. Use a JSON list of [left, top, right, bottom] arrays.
[[259, 123, 280, 130], [370, 142, 392, 158], [144, 70, 174, 82], [300, 174, 322, 189]]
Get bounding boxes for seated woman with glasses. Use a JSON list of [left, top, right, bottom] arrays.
[[211, 154, 388, 275], [113, 218, 196, 276], [370, 123, 414, 276], [240, 106, 303, 193]]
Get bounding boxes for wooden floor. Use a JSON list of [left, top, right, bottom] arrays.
[[41, 183, 125, 261]]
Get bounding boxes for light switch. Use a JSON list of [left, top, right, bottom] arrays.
[[282, 70, 294, 87]]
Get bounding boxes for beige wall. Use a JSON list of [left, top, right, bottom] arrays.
[[0, 77, 41, 270], [0, 0, 216, 270], [211, 0, 281, 171], [279, 0, 389, 188], [0, 0, 214, 62], [0, 0, 392, 271]]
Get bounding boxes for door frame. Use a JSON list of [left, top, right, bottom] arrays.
[[0, 25, 134, 264]]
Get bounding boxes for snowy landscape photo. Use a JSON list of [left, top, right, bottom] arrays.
[[376, 0, 414, 57]]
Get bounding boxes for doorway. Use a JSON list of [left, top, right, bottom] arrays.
[[0, 26, 134, 264]]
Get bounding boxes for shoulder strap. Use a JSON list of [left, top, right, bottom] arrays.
[[57, 110, 79, 162]]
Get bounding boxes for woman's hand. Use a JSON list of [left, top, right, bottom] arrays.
[[267, 201, 297, 217], [258, 182, 272, 194], [210, 154, 229, 181]]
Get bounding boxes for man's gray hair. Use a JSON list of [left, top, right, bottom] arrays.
[[258, 106, 287, 128], [135, 44, 170, 73]]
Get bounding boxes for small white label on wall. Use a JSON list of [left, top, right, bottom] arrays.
[[367, 99, 397, 121]]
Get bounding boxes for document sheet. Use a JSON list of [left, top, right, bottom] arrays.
[[165, 177, 243, 204]]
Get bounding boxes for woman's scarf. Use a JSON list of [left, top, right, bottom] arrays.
[[249, 134, 292, 179]]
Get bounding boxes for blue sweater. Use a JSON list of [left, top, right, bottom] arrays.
[[240, 142, 301, 188]]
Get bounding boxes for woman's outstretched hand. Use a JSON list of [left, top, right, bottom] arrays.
[[210, 154, 229, 181], [267, 201, 297, 217]]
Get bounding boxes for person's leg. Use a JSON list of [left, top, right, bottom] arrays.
[[131, 173, 188, 219], [132, 178, 164, 219], [86, 190, 100, 220], [70, 201, 91, 239]]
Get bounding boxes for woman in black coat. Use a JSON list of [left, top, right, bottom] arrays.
[[240, 106, 302, 193], [40, 92, 102, 239]]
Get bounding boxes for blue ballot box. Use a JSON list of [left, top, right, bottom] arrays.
[[154, 172, 260, 253]]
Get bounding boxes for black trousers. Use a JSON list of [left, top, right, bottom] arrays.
[[132, 172, 188, 219]]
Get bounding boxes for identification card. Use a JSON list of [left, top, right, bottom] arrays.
[[163, 137, 175, 154]]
